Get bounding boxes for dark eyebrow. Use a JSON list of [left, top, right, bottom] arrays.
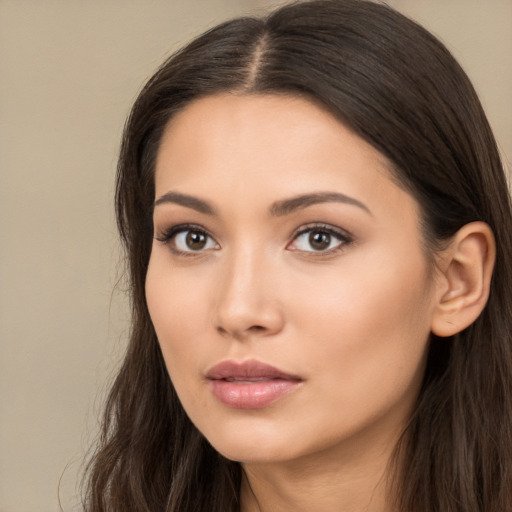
[[270, 192, 371, 217], [154, 191, 217, 215]]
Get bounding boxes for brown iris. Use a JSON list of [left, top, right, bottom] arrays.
[[309, 231, 331, 251], [186, 231, 208, 250]]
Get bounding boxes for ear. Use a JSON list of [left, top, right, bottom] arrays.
[[431, 222, 496, 337]]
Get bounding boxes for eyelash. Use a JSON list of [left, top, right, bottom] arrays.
[[288, 223, 354, 255], [155, 223, 216, 257], [154, 222, 354, 256]]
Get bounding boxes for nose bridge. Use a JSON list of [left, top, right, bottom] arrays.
[[214, 242, 283, 338]]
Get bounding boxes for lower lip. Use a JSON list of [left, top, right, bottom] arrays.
[[209, 379, 300, 409]]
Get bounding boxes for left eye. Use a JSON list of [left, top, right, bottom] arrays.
[[289, 228, 349, 252]]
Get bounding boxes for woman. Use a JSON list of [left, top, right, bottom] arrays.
[[83, 1, 512, 511]]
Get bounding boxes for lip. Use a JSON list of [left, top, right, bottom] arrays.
[[206, 360, 303, 409]]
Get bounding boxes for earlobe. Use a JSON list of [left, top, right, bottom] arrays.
[[431, 222, 496, 338]]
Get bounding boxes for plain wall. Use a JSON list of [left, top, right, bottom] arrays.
[[0, 1, 510, 511]]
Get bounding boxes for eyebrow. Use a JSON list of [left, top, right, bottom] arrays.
[[269, 192, 371, 216], [154, 191, 217, 215], [153, 190, 370, 217]]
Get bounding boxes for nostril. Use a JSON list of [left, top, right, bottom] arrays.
[[214, 298, 285, 339], [216, 324, 267, 339]]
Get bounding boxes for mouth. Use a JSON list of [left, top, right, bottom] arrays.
[[205, 360, 303, 409]]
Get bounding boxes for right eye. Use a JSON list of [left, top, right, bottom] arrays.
[[156, 225, 219, 254]]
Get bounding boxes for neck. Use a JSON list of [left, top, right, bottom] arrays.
[[240, 431, 400, 512]]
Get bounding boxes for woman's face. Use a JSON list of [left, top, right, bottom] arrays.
[[146, 94, 438, 465]]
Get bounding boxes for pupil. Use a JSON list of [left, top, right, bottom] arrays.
[[309, 231, 330, 250], [186, 231, 206, 250]]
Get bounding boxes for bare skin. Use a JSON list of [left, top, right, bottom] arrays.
[[145, 94, 495, 511]]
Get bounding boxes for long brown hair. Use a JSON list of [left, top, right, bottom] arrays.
[[83, 1, 512, 510]]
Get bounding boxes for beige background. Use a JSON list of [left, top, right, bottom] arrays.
[[0, 1, 510, 511]]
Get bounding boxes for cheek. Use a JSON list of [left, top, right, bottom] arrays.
[[146, 248, 212, 326], [145, 257, 210, 377], [291, 250, 433, 408], [291, 247, 432, 339], [146, 259, 226, 426]]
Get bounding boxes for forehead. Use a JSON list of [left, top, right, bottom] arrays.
[[156, 94, 387, 185], [153, 94, 421, 226]]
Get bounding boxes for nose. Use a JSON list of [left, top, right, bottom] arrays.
[[213, 248, 285, 340]]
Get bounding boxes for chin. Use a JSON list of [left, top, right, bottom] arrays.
[[199, 419, 302, 464], [213, 441, 296, 464]]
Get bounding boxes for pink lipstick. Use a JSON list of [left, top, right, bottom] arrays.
[[206, 360, 302, 409]]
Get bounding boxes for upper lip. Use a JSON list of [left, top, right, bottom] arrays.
[[206, 360, 302, 381]]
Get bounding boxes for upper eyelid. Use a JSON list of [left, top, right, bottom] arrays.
[[154, 223, 215, 242], [291, 223, 353, 240]]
